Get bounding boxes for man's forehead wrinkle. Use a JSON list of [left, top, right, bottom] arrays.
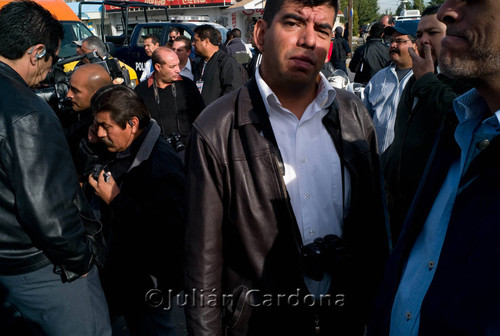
[[281, 8, 333, 30]]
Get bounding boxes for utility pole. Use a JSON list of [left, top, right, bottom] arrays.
[[348, 0, 353, 48]]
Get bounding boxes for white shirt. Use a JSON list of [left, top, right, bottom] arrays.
[[140, 59, 154, 82], [255, 68, 351, 296], [180, 58, 194, 81]]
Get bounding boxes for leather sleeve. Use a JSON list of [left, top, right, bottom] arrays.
[[9, 109, 92, 281], [184, 125, 225, 336]]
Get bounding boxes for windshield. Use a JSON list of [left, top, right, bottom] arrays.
[[59, 21, 94, 58]]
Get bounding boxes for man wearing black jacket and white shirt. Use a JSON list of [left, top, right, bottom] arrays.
[[192, 24, 246, 105], [135, 47, 205, 145], [0, 1, 110, 335]]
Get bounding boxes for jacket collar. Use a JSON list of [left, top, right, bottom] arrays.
[[146, 72, 183, 88], [127, 119, 161, 172], [236, 76, 340, 129], [0, 60, 28, 87]]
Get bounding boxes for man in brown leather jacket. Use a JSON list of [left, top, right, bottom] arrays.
[[184, 1, 389, 335]]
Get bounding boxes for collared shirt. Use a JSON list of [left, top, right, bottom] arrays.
[[363, 63, 413, 153], [180, 58, 194, 81], [255, 68, 351, 296], [390, 89, 500, 336], [145, 72, 184, 89]]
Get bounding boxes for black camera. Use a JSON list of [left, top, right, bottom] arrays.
[[36, 50, 133, 118], [301, 234, 350, 281], [91, 164, 110, 182], [166, 133, 185, 153]]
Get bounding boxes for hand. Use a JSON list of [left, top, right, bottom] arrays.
[[88, 170, 120, 205], [408, 44, 435, 80]]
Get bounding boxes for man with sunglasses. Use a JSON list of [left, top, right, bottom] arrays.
[[363, 25, 417, 154], [0, 1, 111, 335]]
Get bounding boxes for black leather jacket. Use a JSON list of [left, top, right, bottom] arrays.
[[192, 50, 246, 106], [349, 38, 390, 85], [0, 61, 95, 281], [185, 77, 389, 335]]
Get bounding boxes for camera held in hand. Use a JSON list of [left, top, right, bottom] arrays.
[[301, 234, 350, 281], [91, 164, 110, 182], [166, 133, 185, 153]]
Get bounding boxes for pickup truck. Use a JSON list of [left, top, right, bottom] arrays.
[[77, 1, 228, 80], [111, 21, 228, 79]]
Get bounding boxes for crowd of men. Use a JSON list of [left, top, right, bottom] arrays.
[[1, 0, 499, 335]]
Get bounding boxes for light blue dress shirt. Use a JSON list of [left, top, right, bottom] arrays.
[[390, 89, 500, 336], [363, 63, 413, 153]]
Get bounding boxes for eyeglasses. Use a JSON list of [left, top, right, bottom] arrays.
[[385, 37, 412, 45]]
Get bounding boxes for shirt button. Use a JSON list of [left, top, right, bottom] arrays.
[[309, 230, 315, 235], [428, 261, 435, 270], [305, 193, 311, 199], [406, 311, 412, 320], [301, 158, 307, 163], [477, 139, 490, 150]]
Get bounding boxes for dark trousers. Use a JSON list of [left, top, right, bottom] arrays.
[[0, 264, 111, 336]]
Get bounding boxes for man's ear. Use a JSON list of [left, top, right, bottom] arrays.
[[129, 116, 140, 133], [154, 62, 161, 72], [254, 19, 268, 53], [27, 44, 46, 65]]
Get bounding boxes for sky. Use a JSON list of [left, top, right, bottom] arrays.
[[378, 0, 430, 14]]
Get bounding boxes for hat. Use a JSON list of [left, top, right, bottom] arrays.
[[334, 26, 343, 34], [72, 40, 83, 46], [384, 21, 417, 38]]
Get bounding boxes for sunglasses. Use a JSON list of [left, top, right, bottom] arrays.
[[51, 53, 60, 66]]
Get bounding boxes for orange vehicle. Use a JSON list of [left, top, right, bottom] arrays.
[[0, 0, 94, 58], [0, 0, 138, 85]]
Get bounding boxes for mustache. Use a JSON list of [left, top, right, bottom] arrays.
[[445, 28, 473, 44]]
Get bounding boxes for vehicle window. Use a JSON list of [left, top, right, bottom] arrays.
[[137, 26, 164, 46], [59, 22, 94, 58]]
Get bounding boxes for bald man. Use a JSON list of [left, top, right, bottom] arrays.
[[65, 64, 112, 170], [135, 47, 204, 146], [380, 15, 395, 28]]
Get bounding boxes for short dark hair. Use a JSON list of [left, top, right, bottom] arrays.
[[170, 27, 180, 34], [91, 85, 150, 130], [0, 0, 63, 61], [83, 36, 108, 57], [193, 24, 221, 46], [144, 34, 160, 45], [369, 22, 385, 38], [263, 0, 338, 25], [422, 5, 441, 17], [231, 28, 242, 38], [174, 35, 192, 51]]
